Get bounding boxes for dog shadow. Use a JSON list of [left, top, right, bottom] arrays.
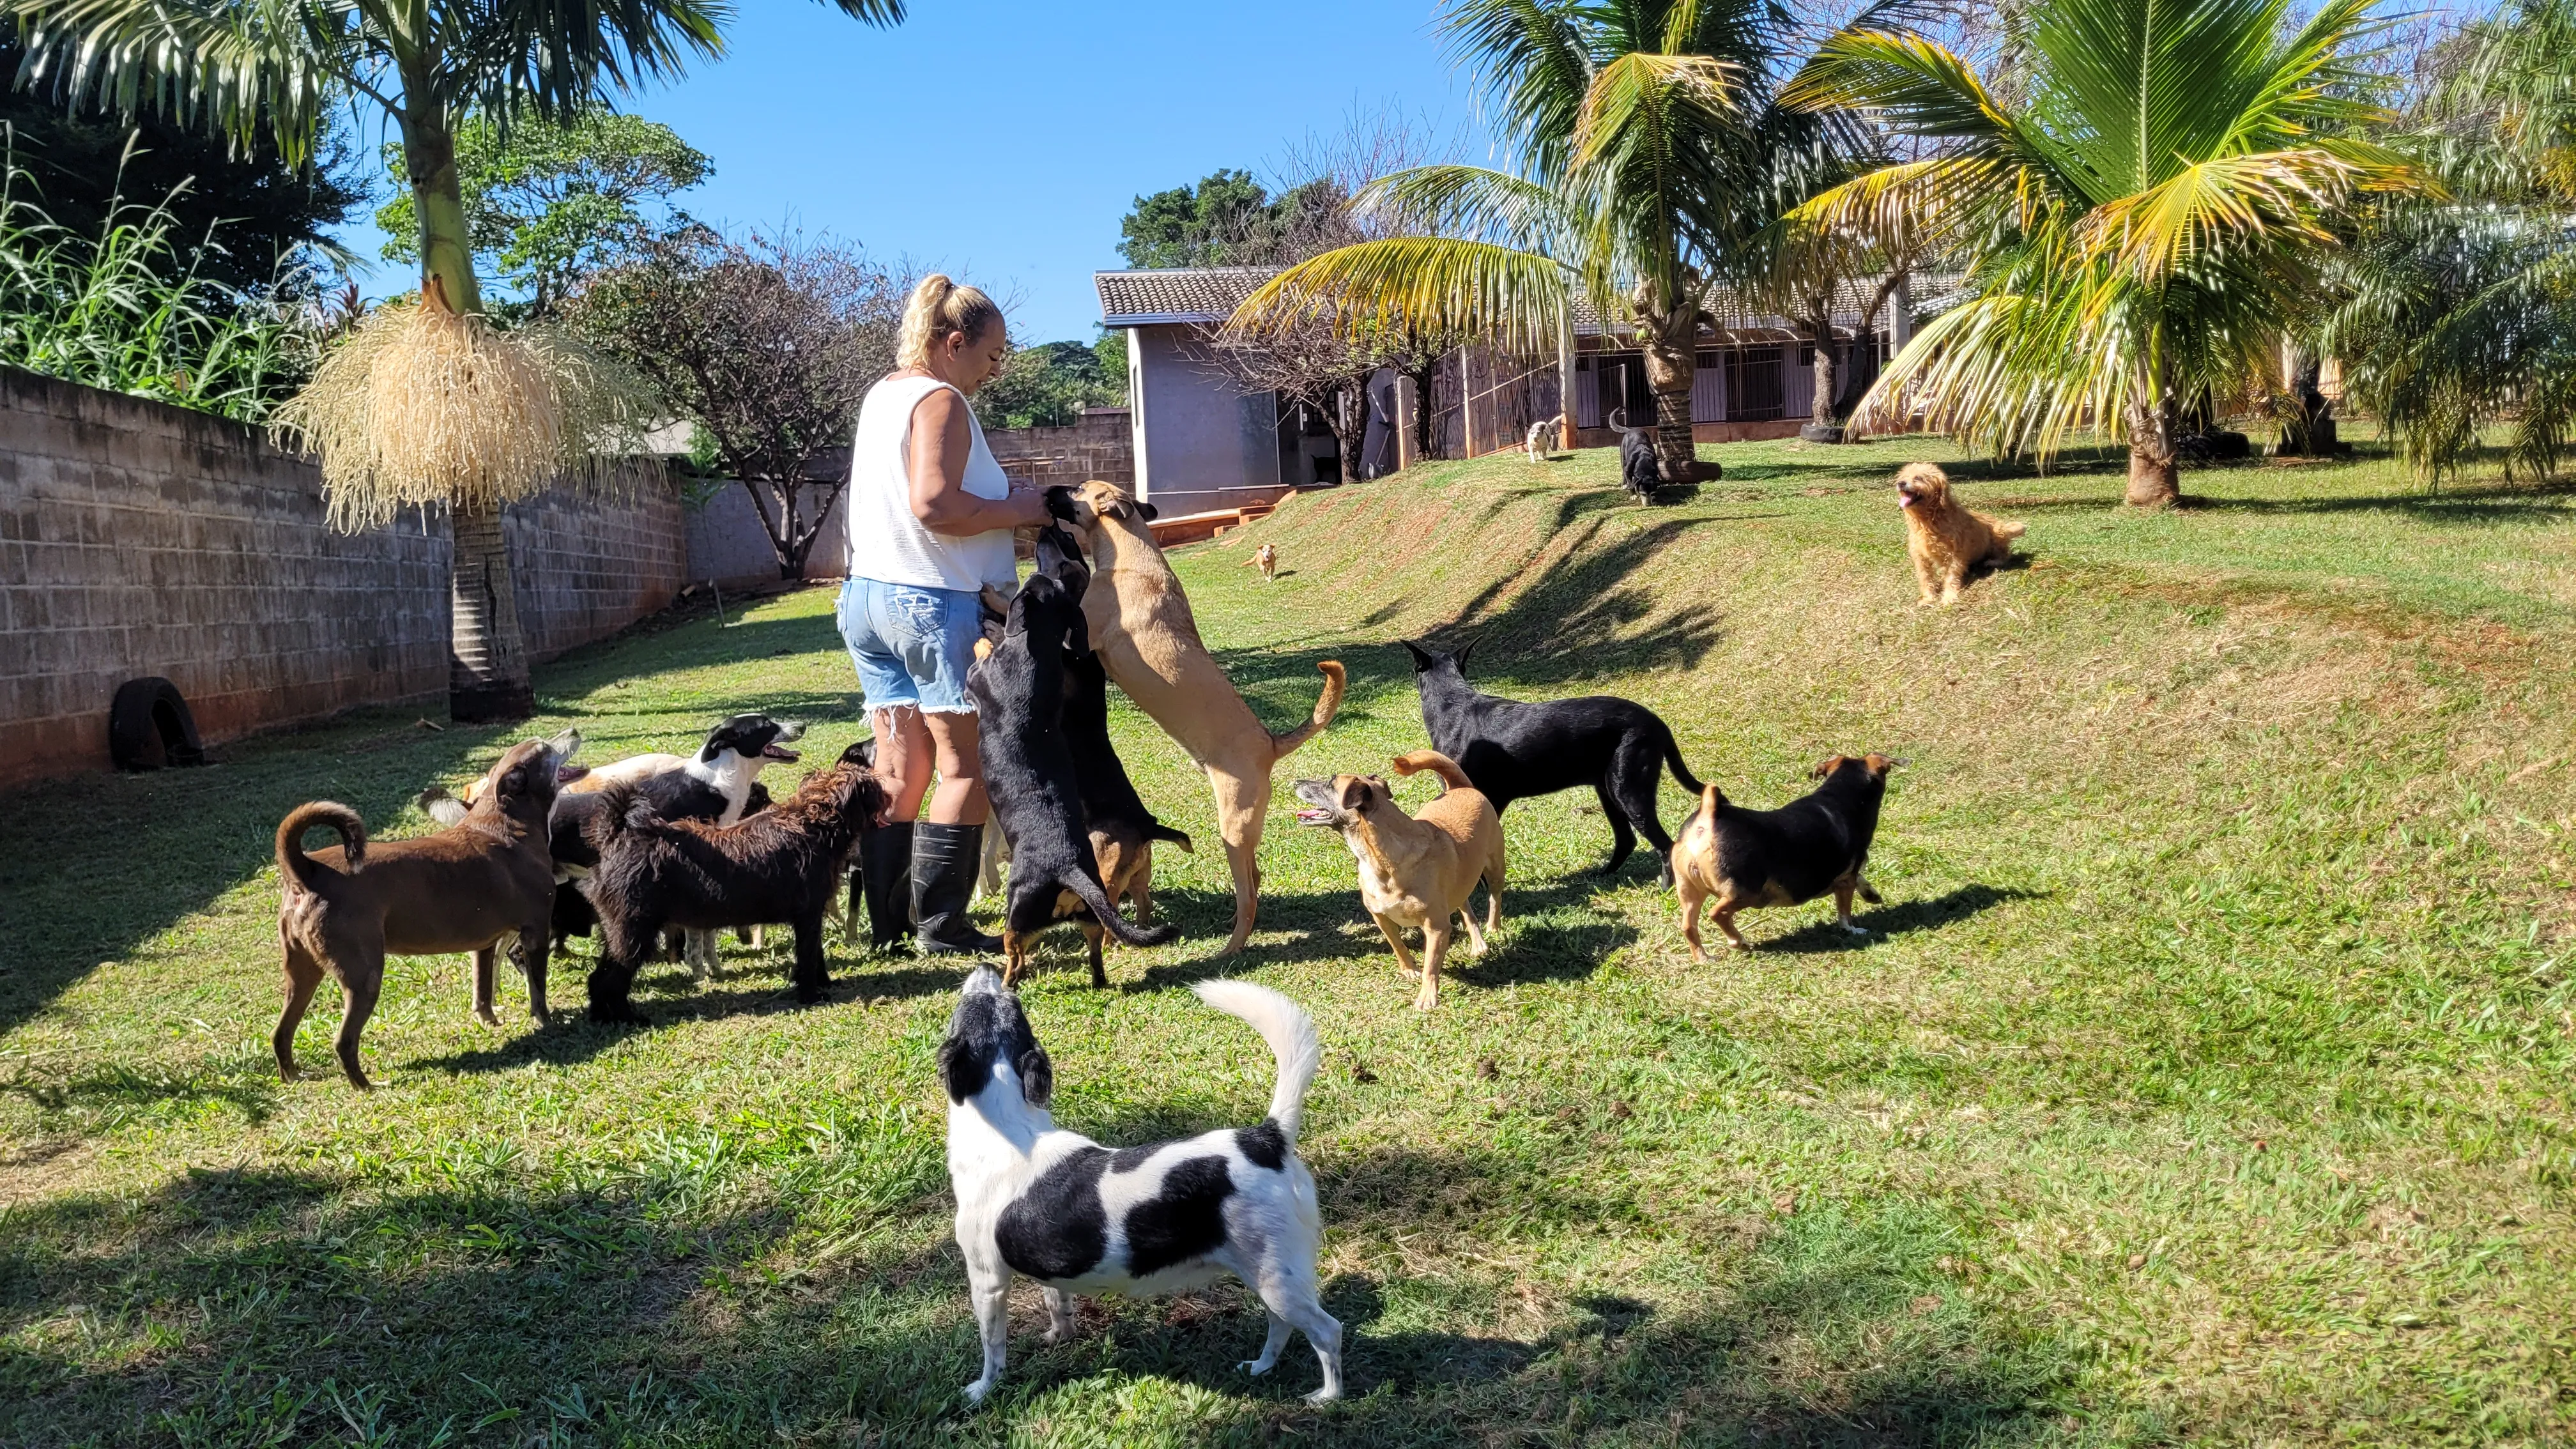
[[1757, 884, 2038, 955]]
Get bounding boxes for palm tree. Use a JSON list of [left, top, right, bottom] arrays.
[[1, 0, 903, 719], [1785, 0, 2423, 506], [2326, 0, 2576, 482], [1234, 0, 1801, 488]]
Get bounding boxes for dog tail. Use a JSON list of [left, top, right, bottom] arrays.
[[276, 802, 364, 894], [1390, 749, 1473, 793], [1696, 783, 1727, 824], [1265, 660, 1347, 760], [1147, 822, 1195, 852], [1658, 721, 1705, 795], [1192, 978, 1322, 1143], [581, 782, 655, 854], [417, 786, 469, 828], [1991, 519, 2027, 541], [1064, 867, 1181, 949]]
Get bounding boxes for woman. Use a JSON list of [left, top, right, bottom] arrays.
[[841, 275, 1053, 953]]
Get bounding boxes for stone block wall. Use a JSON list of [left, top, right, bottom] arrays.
[[985, 408, 1133, 490], [0, 369, 687, 791]]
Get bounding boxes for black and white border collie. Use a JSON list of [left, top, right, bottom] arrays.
[[939, 966, 1343, 1406]]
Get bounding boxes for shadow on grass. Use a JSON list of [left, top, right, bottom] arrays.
[[1758, 884, 2041, 955], [0, 1153, 2088, 1447]]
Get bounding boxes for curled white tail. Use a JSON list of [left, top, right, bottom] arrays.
[[1192, 978, 1322, 1142]]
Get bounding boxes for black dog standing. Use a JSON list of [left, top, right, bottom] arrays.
[[969, 525, 1181, 981], [1404, 638, 1704, 884]]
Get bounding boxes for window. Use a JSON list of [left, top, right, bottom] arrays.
[[1726, 346, 1784, 422]]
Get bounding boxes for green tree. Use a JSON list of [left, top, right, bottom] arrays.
[[374, 112, 710, 321], [2326, 0, 2576, 482], [0, 0, 905, 720], [1234, 0, 1802, 487], [1118, 169, 1348, 269], [0, 45, 358, 299], [1786, 0, 2424, 506], [974, 335, 1126, 430]]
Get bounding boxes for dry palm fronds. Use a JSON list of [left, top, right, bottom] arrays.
[[272, 283, 657, 532]]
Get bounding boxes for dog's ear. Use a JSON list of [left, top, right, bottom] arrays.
[[938, 1035, 984, 1103], [1400, 640, 1434, 671], [1138, 502, 1159, 521], [1811, 755, 1850, 779], [1016, 1045, 1054, 1107], [1455, 636, 1480, 670]]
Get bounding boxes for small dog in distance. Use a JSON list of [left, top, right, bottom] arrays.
[[1526, 414, 1560, 462], [1246, 542, 1278, 583]]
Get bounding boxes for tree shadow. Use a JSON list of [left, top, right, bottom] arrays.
[[1750, 885, 2041, 955]]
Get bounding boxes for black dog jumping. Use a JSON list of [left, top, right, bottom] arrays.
[[970, 525, 1180, 982], [1404, 637, 1705, 884]]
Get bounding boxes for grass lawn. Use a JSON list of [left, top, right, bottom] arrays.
[[4, 436, 2573, 1446]]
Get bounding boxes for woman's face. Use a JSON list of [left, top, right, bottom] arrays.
[[942, 321, 1010, 395]]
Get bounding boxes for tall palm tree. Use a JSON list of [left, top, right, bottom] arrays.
[[1, 0, 903, 719], [2327, 0, 2576, 482], [1786, 0, 2423, 505], [1234, 0, 1800, 487]]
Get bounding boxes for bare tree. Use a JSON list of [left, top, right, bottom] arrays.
[[572, 228, 905, 577]]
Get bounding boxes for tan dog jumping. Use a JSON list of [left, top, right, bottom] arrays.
[[1060, 480, 1345, 955], [1293, 751, 1505, 1010]]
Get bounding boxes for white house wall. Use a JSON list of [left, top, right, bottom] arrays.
[[1132, 326, 1284, 516]]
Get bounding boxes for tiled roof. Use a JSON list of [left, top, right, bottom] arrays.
[[1096, 268, 1281, 325], [1098, 266, 1952, 338]]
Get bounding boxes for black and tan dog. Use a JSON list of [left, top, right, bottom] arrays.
[[1669, 754, 1900, 958], [972, 523, 1181, 984], [1062, 644, 1192, 942], [581, 742, 889, 1022], [275, 737, 583, 1088], [1293, 751, 1505, 1011]]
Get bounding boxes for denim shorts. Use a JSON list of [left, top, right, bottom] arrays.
[[837, 577, 983, 714]]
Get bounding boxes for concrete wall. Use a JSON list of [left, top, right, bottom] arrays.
[[1130, 326, 1285, 517], [986, 408, 1133, 490], [0, 369, 686, 790], [682, 480, 848, 587]]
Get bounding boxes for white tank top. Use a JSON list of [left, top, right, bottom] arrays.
[[845, 374, 1016, 592]]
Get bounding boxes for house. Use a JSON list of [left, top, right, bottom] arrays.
[[1098, 266, 1930, 513]]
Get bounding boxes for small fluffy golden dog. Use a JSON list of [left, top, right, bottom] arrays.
[[1895, 463, 2025, 605], [1247, 542, 1278, 582]]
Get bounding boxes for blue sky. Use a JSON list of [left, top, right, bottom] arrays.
[[335, 0, 1491, 344]]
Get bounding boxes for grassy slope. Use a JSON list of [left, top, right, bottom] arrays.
[[3, 437, 2572, 1447]]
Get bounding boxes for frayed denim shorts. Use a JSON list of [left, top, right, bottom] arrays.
[[837, 576, 983, 714]]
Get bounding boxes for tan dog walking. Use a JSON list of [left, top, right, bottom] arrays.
[[1293, 751, 1505, 1010], [1061, 481, 1345, 955], [1247, 542, 1279, 582]]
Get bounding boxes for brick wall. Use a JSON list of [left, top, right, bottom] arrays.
[[0, 369, 686, 790], [985, 408, 1133, 489]]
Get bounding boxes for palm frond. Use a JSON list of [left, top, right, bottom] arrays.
[[1356, 164, 1586, 258], [4, 0, 339, 159], [1229, 236, 1574, 353]]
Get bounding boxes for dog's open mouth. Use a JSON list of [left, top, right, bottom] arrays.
[[1897, 491, 1918, 508], [1293, 807, 1338, 827], [762, 744, 801, 762], [556, 763, 590, 785]]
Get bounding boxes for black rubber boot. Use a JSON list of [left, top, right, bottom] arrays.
[[913, 822, 1004, 954], [857, 822, 916, 951]]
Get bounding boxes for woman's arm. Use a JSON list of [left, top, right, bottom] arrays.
[[908, 387, 1048, 535]]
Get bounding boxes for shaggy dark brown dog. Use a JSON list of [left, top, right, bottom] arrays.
[[1896, 463, 2025, 605], [274, 737, 579, 1089], [581, 742, 888, 1023]]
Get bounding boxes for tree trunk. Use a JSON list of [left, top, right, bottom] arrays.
[[448, 502, 535, 722], [2126, 391, 2182, 507], [1407, 356, 1441, 462], [1800, 303, 1843, 443], [1326, 383, 1370, 484], [1637, 332, 1701, 485], [402, 94, 532, 719]]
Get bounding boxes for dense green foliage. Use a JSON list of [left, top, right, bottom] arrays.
[[973, 334, 1126, 429], [1117, 168, 1344, 269], [374, 112, 712, 321]]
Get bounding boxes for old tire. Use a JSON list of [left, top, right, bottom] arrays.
[[108, 677, 208, 771]]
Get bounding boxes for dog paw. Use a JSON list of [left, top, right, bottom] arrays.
[[962, 1378, 995, 1406], [1412, 990, 1439, 1012], [1239, 1358, 1275, 1377], [1842, 923, 1869, 936], [475, 1008, 501, 1027], [1305, 1385, 1344, 1404]]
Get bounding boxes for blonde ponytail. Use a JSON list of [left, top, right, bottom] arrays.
[[898, 273, 1004, 369]]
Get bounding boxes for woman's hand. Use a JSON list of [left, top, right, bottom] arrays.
[[907, 388, 1044, 537]]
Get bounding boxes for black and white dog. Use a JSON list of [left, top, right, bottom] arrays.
[[940, 966, 1343, 1406]]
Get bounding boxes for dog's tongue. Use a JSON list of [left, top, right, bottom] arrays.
[[1897, 493, 1915, 508], [762, 744, 801, 762], [556, 763, 590, 785], [1294, 808, 1335, 825]]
